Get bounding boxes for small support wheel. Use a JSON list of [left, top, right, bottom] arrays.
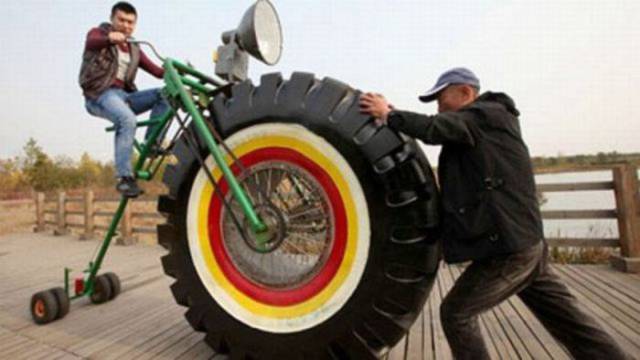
[[103, 272, 121, 300], [49, 287, 70, 319], [90, 275, 112, 304], [30, 290, 59, 324]]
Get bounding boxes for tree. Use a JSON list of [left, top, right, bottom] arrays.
[[77, 152, 101, 187], [22, 138, 60, 191], [0, 158, 28, 194]]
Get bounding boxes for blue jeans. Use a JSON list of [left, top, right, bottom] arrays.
[[85, 88, 169, 178]]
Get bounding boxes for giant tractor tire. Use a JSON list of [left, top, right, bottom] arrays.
[[158, 72, 441, 359]]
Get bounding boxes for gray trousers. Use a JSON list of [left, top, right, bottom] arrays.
[[440, 241, 632, 359]]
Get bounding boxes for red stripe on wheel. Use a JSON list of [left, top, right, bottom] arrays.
[[208, 147, 348, 306]]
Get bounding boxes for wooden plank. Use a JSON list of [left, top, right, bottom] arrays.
[[34, 193, 45, 232], [113, 321, 193, 359], [99, 317, 191, 359], [553, 266, 640, 352], [422, 295, 434, 360], [578, 265, 640, 299], [94, 211, 115, 217], [612, 165, 640, 258], [116, 204, 135, 245], [70, 302, 178, 357], [546, 238, 619, 247], [566, 265, 640, 321], [11, 342, 72, 360], [132, 227, 157, 234], [132, 212, 164, 219], [386, 335, 407, 359], [559, 266, 640, 326], [94, 197, 122, 202], [405, 309, 426, 360], [95, 195, 157, 202], [493, 303, 535, 359], [431, 264, 453, 360], [0, 198, 33, 206], [505, 294, 569, 359], [534, 166, 616, 175], [542, 209, 617, 219], [134, 325, 196, 360], [420, 294, 437, 360], [536, 181, 614, 192], [82, 190, 95, 240], [4, 342, 72, 360], [152, 331, 207, 359], [1, 337, 46, 358], [175, 340, 216, 360], [0, 336, 31, 354], [54, 192, 69, 235]]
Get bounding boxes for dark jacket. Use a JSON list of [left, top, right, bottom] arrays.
[[387, 92, 543, 263], [79, 23, 141, 99]]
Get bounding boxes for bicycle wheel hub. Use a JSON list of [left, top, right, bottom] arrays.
[[243, 204, 286, 253]]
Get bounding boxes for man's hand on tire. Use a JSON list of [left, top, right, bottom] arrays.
[[359, 92, 393, 125]]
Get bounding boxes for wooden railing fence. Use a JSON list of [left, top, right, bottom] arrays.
[[34, 190, 162, 245], [32, 164, 640, 271], [537, 164, 640, 272]]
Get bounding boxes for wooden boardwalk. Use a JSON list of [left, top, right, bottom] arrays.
[[1, 233, 639, 359]]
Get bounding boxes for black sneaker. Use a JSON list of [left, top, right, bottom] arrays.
[[116, 177, 144, 198]]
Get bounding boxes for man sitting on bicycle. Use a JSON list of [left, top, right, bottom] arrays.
[[79, 1, 168, 198]]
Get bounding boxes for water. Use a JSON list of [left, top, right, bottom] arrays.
[[535, 170, 618, 239]]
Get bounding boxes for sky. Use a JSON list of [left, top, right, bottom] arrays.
[[1, 0, 639, 166]]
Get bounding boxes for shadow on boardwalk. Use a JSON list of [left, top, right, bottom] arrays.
[[1, 233, 639, 359]]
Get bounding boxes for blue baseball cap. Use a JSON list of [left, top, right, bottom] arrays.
[[418, 67, 480, 103]]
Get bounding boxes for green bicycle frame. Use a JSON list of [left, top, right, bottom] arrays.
[[163, 59, 266, 233], [74, 58, 267, 300]]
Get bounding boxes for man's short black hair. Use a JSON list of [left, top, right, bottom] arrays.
[[111, 2, 137, 17]]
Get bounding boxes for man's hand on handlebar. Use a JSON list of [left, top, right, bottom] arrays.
[[108, 31, 127, 44]]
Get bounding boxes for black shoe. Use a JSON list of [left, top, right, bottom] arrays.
[[116, 177, 144, 198]]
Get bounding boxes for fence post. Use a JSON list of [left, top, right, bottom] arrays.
[[80, 190, 94, 240], [53, 192, 69, 236], [33, 192, 46, 232], [610, 164, 640, 273], [116, 201, 136, 245]]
